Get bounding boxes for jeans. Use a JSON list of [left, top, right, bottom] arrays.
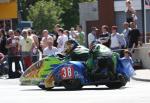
[[8, 56, 21, 78]]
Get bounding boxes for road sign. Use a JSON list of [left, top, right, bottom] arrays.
[[18, 21, 33, 29]]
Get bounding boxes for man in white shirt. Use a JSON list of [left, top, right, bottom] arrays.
[[57, 28, 68, 53], [20, 31, 33, 53], [20, 30, 33, 71], [110, 26, 121, 50], [111, 26, 127, 50], [88, 27, 98, 48], [43, 40, 58, 56]]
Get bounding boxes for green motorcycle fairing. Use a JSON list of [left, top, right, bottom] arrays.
[[86, 44, 119, 72], [69, 45, 90, 61]]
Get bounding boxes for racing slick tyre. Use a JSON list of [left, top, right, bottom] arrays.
[[106, 74, 127, 89], [63, 79, 82, 90], [38, 84, 53, 90], [106, 82, 125, 89]]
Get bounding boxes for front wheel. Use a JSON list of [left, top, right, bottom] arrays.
[[38, 84, 53, 90], [63, 79, 82, 90]]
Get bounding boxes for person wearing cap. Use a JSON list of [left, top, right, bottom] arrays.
[[88, 27, 98, 48]]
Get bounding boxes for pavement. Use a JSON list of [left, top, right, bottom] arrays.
[[132, 69, 150, 82]]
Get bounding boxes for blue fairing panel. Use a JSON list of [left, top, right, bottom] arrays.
[[50, 61, 87, 84], [117, 58, 135, 79]]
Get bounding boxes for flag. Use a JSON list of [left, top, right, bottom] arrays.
[[145, 0, 150, 8]]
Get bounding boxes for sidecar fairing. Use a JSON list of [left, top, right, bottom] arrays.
[[20, 56, 63, 85]]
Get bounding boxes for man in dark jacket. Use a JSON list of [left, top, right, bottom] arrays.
[[0, 29, 7, 55], [128, 22, 140, 51]]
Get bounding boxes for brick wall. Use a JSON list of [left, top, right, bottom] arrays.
[[86, 0, 115, 33]]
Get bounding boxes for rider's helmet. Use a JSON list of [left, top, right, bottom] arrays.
[[64, 39, 79, 55]]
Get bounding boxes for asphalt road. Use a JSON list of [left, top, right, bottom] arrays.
[[0, 78, 150, 103]]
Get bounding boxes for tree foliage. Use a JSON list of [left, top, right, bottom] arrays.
[[54, 0, 96, 29], [27, 0, 62, 34], [21, 0, 96, 32]]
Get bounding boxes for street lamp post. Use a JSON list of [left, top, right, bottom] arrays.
[[141, 0, 146, 43], [18, 0, 23, 21]]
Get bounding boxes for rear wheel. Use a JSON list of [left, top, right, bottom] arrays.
[[106, 82, 125, 89], [63, 79, 82, 90], [106, 74, 127, 89]]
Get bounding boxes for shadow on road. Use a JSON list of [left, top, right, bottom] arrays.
[[21, 86, 128, 92]]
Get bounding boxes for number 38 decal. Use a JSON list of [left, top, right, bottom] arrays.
[[60, 66, 74, 79]]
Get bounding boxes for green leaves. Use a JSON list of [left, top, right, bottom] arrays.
[[59, 0, 96, 29], [23, 0, 96, 34], [27, 0, 63, 34]]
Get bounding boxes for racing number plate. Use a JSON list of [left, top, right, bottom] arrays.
[[60, 66, 74, 79]]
